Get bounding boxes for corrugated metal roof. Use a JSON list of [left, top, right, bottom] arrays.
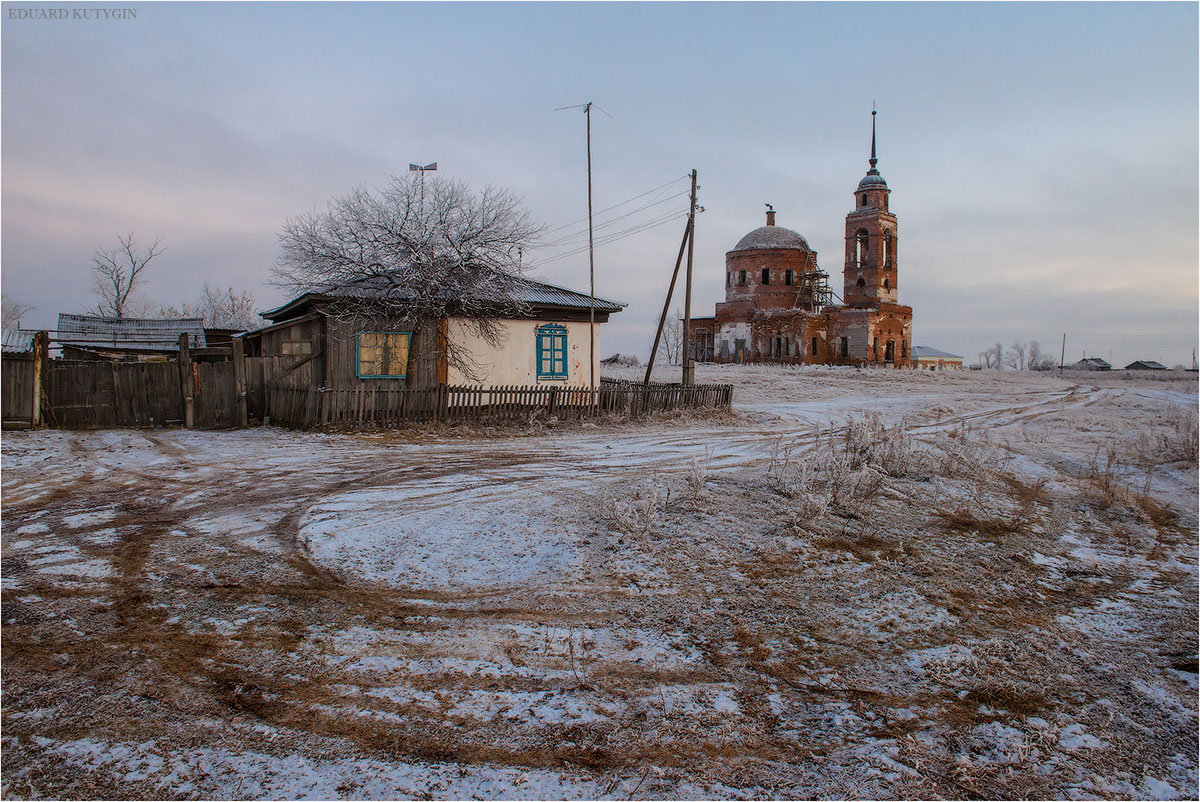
[[263, 273, 625, 320], [507, 277, 625, 312], [911, 346, 962, 359], [57, 314, 206, 351], [1, 328, 36, 354]]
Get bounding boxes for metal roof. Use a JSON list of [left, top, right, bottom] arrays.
[[911, 346, 962, 359], [262, 273, 625, 321], [57, 314, 206, 351], [1, 328, 36, 354], [506, 276, 625, 312]]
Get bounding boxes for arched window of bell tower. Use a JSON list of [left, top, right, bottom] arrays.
[[855, 229, 869, 268]]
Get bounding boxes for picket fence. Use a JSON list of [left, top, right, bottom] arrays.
[[267, 381, 733, 429]]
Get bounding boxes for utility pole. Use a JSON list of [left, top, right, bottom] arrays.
[[645, 217, 693, 385], [585, 102, 596, 400], [1059, 333, 1066, 377], [682, 169, 697, 385]]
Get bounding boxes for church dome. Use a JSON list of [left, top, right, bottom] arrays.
[[857, 172, 888, 191], [732, 225, 811, 252]]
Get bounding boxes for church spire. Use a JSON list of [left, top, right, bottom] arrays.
[[868, 108, 879, 175]]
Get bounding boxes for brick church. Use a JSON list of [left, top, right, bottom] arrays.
[[689, 112, 913, 367]]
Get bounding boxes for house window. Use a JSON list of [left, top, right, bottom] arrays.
[[536, 324, 568, 380], [356, 331, 410, 378], [762, 268, 770, 285], [726, 272, 731, 287], [857, 277, 866, 288], [738, 270, 747, 286], [861, 194, 867, 206], [840, 337, 849, 358], [281, 340, 312, 356], [901, 340, 908, 360], [785, 269, 794, 286], [883, 278, 890, 290], [811, 337, 818, 357]]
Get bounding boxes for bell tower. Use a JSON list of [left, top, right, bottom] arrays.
[[844, 110, 899, 307]]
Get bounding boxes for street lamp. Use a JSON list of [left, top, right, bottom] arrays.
[[409, 162, 437, 209]]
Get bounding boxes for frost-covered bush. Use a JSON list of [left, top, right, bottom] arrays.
[[606, 487, 660, 536], [1134, 404, 1198, 465], [842, 412, 924, 477]]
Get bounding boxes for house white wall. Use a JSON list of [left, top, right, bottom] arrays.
[[445, 318, 600, 386]]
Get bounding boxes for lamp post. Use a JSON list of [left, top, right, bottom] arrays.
[[409, 162, 437, 209]]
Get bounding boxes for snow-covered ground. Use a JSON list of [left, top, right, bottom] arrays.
[[2, 366, 1197, 799]]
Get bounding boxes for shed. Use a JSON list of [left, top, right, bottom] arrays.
[[1124, 360, 1167, 371], [55, 314, 229, 361]]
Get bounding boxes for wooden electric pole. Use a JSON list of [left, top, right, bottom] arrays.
[[644, 217, 693, 385], [682, 169, 697, 385], [1059, 333, 1066, 377]]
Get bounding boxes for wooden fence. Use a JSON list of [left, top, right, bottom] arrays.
[[267, 382, 733, 429], [1, 329, 732, 431], [2, 357, 34, 424]]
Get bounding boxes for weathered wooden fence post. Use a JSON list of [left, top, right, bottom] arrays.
[[231, 335, 248, 427], [178, 333, 194, 429], [30, 331, 47, 428]]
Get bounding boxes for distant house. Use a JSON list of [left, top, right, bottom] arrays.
[[1125, 360, 1167, 371], [56, 314, 208, 362], [1073, 357, 1112, 371], [911, 346, 963, 371], [243, 275, 625, 388]]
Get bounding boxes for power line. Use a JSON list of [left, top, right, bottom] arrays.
[[539, 191, 690, 248], [529, 208, 690, 267], [540, 174, 689, 237]]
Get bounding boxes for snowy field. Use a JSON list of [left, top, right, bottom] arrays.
[[2, 365, 1197, 799]]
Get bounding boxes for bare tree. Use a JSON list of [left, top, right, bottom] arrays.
[[1027, 340, 1056, 370], [162, 284, 259, 330], [91, 233, 166, 318], [1, 295, 35, 328], [658, 308, 684, 365], [1007, 340, 1027, 371], [984, 342, 1004, 369], [273, 174, 542, 386]]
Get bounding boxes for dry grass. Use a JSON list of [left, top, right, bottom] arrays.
[[2, 369, 1196, 799]]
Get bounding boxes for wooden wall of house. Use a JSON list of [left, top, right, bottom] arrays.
[[324, 315, 437, 389]]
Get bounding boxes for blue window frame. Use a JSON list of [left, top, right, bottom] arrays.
[[356, 331, 410, 379], [536, 324, 568, 380]]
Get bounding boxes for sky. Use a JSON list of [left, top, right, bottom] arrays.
[[2, 1, 1197, 368]]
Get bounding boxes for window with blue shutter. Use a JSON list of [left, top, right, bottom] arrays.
[[536, 324, 568, 380]]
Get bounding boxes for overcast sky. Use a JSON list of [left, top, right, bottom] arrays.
[[3, 2, 1197, 367]]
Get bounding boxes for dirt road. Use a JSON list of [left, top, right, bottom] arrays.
[[2, 368, 1196, 799]]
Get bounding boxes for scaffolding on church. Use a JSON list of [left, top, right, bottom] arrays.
[[791, 251, 834, 312]]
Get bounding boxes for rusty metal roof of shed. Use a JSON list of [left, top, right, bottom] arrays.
[[57, 314, 206, 351]]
